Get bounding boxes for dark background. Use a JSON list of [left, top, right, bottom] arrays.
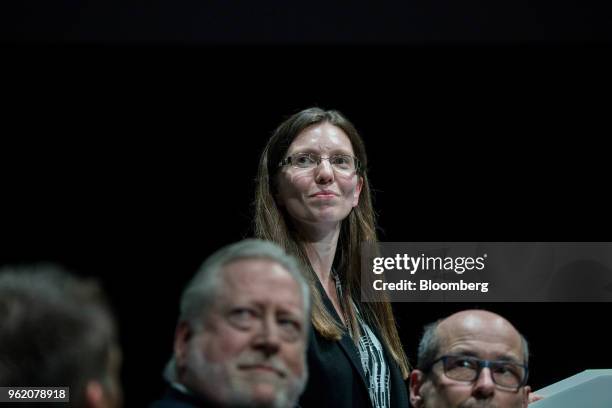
[[1, 0, 611, 44], [2, 1, 612, 406]]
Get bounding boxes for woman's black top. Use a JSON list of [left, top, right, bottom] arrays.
[[297, 277, 409, 408]]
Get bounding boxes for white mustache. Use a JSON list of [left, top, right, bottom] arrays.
[[237, 354, 290, 378]]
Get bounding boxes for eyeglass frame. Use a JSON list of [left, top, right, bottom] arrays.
[[278, 152, 362, 173], [426, 354, 529, 391]]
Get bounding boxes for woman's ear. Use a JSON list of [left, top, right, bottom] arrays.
[[274, 188, 284, 207], [352, 176, 364, 207], [274, 171, 289, 208], [274, 193, 284, 208]]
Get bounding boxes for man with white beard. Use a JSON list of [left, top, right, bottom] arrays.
[[152, 239, 310, 408]]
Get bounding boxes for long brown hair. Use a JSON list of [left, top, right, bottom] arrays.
[[254, 107, 409, 378]]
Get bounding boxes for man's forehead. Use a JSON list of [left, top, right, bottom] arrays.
[[216, 258, 303, 305], [221, 257, 292, 283], [436, 311, 523, 358]]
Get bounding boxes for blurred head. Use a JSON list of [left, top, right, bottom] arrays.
[[0, 264, 122, 408], [168, 239, 310, 408], [410, 310, 530, 408]]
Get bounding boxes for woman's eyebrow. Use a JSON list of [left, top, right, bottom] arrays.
[[289, 147, 353, 155]]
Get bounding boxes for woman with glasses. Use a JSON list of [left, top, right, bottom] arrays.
[[254, 107, 410, 408]]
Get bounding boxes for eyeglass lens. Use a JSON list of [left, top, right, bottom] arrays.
[[441, 356, 526, 389]]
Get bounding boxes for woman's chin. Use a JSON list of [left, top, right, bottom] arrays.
[[287, 207, 351, 228], [309, 209, 350, 225]]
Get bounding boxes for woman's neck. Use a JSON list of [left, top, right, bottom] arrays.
[[299, 222, 341, 286]]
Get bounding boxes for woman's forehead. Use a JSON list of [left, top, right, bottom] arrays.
[[288, 123, 354, 153]]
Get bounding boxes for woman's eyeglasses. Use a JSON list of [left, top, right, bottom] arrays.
[[278, 153, 361, 174]]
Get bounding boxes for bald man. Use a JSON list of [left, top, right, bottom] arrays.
[[409, 310, 531, 408]]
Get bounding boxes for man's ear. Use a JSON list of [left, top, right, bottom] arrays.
[[523, 385, 532, 407], [174, 321, 193, 370], [409, 369, 426, 408], [352, 176, 363, 207], [85, 380, 106, 408]]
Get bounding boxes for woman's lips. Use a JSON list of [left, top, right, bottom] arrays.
[[310, 191, 338, 199]]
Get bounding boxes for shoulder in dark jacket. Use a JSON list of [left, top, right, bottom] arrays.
[[150, 385, 213, 408]]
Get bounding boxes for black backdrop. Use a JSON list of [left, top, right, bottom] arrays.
[[2, 2, 612, 406]]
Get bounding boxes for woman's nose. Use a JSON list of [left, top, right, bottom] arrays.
[[314, 159, 334, 185]]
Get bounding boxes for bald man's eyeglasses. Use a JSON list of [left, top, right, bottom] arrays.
[[429, 355, 529, 391]]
